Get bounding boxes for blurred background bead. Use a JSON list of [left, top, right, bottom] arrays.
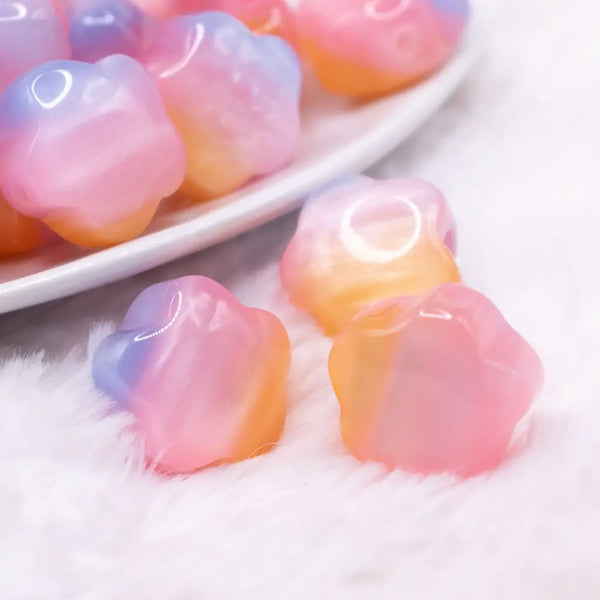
[[0, 0, 70, 92], [0, 194, 53, 256], [139, 12, 301, 200], [296, 0, 470, 96], [68, 0, 157, 62], [280, 176, 459, 335], [141, 12, 302, 200]]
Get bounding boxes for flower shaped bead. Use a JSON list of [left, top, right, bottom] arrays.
[[280, 176, 460, 335], [0, 0, 70, 91], [142, 12, 302, 199], [177, 0, 296, 44], [0, 57, 186, 247], [68, 0, 157, 63], [93, 276, 291, 474], [329, 284, 544, 476], [0, 194, 52, 256], [296, 0, 470, 96]]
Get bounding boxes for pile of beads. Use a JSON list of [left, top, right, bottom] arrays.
[[0, 1, 302, 253], [0, 0, 469, 256], [93, 177, 543, 478]]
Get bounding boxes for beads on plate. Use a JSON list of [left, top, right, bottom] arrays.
[[329, 283, 544, 476], [280, 176, 460, 335], [93, 276, 291, 474], [0, 194, 51, 256], [141, 12, 301, 199], [0, 56, 186, 247], [0, 0, 70, 91], [68, 0, 156, 63], [296, 0, 470, 96]]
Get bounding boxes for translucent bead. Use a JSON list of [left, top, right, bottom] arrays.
[[297, 0, 470, 96], [329, 283, 544, 476], [141, 12, 302, 199], [93, 276, 291, 474], [0, 56, 186, 247], [281, 176, 460, 335]]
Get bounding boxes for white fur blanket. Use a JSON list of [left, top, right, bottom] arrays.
[[1, 1, 599, 597]]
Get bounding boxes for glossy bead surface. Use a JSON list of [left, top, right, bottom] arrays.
[[0, 194, 51, 256], [68, 0, 156, 62], [0, 57, 186, 247], [177, 0, 296, 44], [93, 276, 291, 474], [142, 12, 302, 200], [297, 0, 470, 97], [0, 0, 70, 91], [329, 283, 545, 476], [280, 176, 460, 335]]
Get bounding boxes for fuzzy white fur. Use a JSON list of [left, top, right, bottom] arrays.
[[1, 1, 599, 597]]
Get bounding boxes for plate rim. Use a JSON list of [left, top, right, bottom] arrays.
[[0, 18, 481, 314]]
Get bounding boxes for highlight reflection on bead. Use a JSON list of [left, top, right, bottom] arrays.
[[280, 176, 460, 335], [0, 57, 186, 248], [142, 12, 302, 200], [0, 0, 70, 91], [0, 194, 52, 256], [177, 0, 296, 44], [297, 0, 470, 96], [93, 276, 291, 474], [68, 0, 156, 63], [329, 283, 544, 476]]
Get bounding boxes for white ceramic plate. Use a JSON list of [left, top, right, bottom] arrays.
[[0, 19, 480, 314]]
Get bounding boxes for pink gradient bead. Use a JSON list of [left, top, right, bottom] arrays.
[[297, 0, 470, 96], [0, 56, 186, 247], [93, 276, 291, 474], [141, 11, 301, 200], [0, 0, 70, 91], [329, 283, 545, 476], [131, 0, 295, 41], [280, 176, 460, 335], [177, 0, 297, 44]]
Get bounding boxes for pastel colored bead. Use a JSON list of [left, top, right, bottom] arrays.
[[68, 0, 156, 63], [176, 0, 296, 44], [93, 276, 291, 474], [297, 0, 470, 97], [0, 57, 186, 247], [329, 283, 544, 476], [0, 194, 52, 256], [142, 12, 302, 200], [0, 0, 70, 91], [128, 0, 172, 18], [280, 176, 460, 335]]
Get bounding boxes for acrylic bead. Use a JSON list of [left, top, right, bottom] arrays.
[[329, 283, 544, 476], [93, 276, 291, 474], [296, 0, 470, 97], [0, 194, 51, 256], [0, 57, 186, 248], [131, 0, 295, 43], [280, 176, 460, 335], [176, 0, 296, 44], [0, 0, 70, 91], [68, 0, 156, 63], [141, 12, 302, 200]]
